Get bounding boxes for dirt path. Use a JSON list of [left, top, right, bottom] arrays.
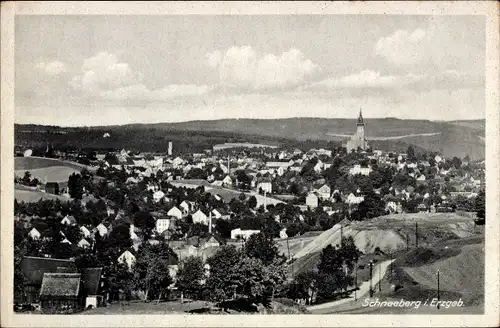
[[307, 259, 395, 311]]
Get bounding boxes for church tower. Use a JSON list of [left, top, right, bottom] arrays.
[[356, 108, 366, 150]]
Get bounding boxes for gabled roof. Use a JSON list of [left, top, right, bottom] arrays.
[[40, 273, 81, 297], [21, 256, 77, 286]]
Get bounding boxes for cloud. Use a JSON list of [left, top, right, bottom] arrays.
[[35, 60, 67, 75], [308, 69, 483, 95], [101, 84, 212, 102], [206, 46, 320, 91], [311, 70, 400, 90], [374, 29, 427, 66], [71, 52, 141, 92]]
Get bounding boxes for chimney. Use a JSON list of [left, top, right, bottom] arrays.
[[208, 211, 212, 234], [168, 142, 173, 156]]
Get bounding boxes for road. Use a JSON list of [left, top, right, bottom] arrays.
[[307, 258, 395, 312]]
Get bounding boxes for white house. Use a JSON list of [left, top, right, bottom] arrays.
[[167, 206, 183, 219], [276, 167, 286, 176], [316, 184, 331, 200], [257, 181, 272, 194], [156, 218, 171, 234], [153, 190, 165, 203], [28, 227, 41, 240], [80, 226, 92, 239], [434, 155, 444, 163], [118, 250, 136, 270], [77, 238, 91, 249], [61, 238, 72, 245], [231, 228, 260, 240], [129, 224, 140, 241], [349, 164, 372, 176], [61, 215, 77, 226], [279, 228, 288, 239], [306, 193, 319, 208], [180, 200, 192, 214], [172, 157, 185, 168], [192, 209, 209, 225], [222, 175, 233, 187], [212, 208, 230, 220], [347, 193, 364, 205], [416, 174, 427, 183], [95, 223, 108, 237]]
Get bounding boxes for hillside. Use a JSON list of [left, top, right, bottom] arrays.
[[15, 118, 485, 159]]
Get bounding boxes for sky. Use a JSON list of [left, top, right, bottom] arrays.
[[15, 15, 485, 126]]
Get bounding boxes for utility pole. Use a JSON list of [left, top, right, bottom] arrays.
[[415, 222, 418, 248], [354, 262, 358, 301], [369, 260, 374, 297], [286, 237, 291, 261], [378, 264, 381, 292], [437, 270, 440, 309]]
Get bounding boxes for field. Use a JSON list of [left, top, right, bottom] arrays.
[[15, 166, 80, 184], [14, 189, 70, 202], [15, 156, 92, 171]]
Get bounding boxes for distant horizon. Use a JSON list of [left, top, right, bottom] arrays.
[[14, 115, 485, 129]]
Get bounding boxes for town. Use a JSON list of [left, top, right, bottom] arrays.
[[13, 113, 486, 315]]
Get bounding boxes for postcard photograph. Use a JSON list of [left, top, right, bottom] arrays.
[[2, 2, 499, 327]]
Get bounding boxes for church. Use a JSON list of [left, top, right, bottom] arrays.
[[344, 109, 369, 152]]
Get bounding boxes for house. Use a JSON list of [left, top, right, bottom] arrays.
[[257, 181, 272, 194], [155, 217, 172, 234], [230, 228, 260, 240], [416, 174, 427, 184], [129, 224, 140, 241], [167, 206, 183, 219], [222, 175, 233, 187], [45, 182, 59, 195], [153, 190, 165, 203], [349, 164, 372, 176], [279, 228, 288, 239], [347, 193, 364, 205], [417, 203, 429, 213], [61, 215, 77, 226], [117, 249, 136, 270], [180, 200, 192, 214], [192, 209, 209, 225], [94, 223, 108, 237], [80, 267, 104, 309], [316, 184, 331, 200], [200, 235, 221, 249], [75, 236, 90, 248], [28, 227, 41, 240], [80, 226, 92, 239], [39, 273, 81, 314], [19, 256, 77, 304], [212, 208, 230, 220], [306, 193, 318, 208]]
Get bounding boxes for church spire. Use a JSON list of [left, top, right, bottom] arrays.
[[357, 108, 364, 125]]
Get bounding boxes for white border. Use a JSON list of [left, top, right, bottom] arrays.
[[1, 2, 499, 327]]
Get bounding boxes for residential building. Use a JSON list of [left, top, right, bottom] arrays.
[[230, 228, 260, 240], [306, 193, 319, 208]]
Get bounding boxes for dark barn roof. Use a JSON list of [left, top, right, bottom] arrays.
[[40, 273, 81, 298], [80, 267, 103, 296], [21, 256, 77, 286]]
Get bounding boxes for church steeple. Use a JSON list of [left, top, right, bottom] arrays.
[[357, 108, 364, 125]]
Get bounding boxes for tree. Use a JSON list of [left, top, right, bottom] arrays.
[[352, 191, 385, 220], [14, 244, 27, 303], [176, 256, 205, 300], [22, 171, 31, 186], [244, 232, 281, 266], [407, 145, 416, 160], [247, 196, 257, 209], [134, 241, 177, 301], [68, 173, 84, 199], [205, 245, 242, 302], [106, 224, 132, 253]]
